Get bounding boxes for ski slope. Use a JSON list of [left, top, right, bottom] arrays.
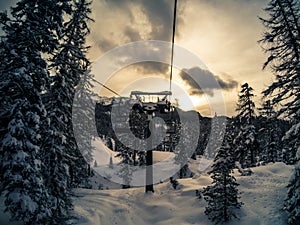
[[73, 161, 293, 225]]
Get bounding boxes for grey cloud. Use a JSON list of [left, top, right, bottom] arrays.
[[134, 62, 169, 77], [108, 41, 172, 77], [138, 0, 180, 74], [124, 27, 141, 42], [97, 38, 117, 52], [93, 0, 183, 75], [143, 0, 185, 40], [107, 0, 180, 41], [141, 0, 173, 40], [179, 67, 238, 96]]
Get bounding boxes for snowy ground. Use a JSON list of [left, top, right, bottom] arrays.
[[73, 161, 293, 225], [90, 138, 178, 188], [0, 138, 294, 224]]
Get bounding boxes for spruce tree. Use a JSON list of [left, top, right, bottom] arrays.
[[258, 100, 280, 163], [0, 1, 61, 223], [204, 114, 226, 160], [259, 1, 299, 223], [42, 73, 75, 223], [203, 133, 242, 224], [285, 147, 300, 225], [236, 83, 256, 123], [42, 0, 93, 222], [109, 155, 114, 169], [234, 83, 259, 168], [118, 151, 133, 189], [174, 121, 198, 178], [72, 68, 97, 165], [0, 0, 94, 224], [47, 0, 93, 188], [259, 0, 300, 162]]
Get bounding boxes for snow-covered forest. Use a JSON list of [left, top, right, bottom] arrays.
[[0, 0, 299, 225]]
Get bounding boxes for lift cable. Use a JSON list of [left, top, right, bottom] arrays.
[[93, 79, 121, 97], [94, 0, 178, 99], [169, 0, 178, 93]]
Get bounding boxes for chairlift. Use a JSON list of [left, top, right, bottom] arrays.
[[96, 0, 179, 193]]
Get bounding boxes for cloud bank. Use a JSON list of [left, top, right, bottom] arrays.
[[179, 67, 238, 96]]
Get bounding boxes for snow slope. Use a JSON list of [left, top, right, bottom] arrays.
[[91, 138, 178, 187], [73, 162, 293, 225]]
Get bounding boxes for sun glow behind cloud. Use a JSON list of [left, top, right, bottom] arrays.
[[87, 0, 272, 117], [97, 68, 198, 111], [94, 64, 223, 116]]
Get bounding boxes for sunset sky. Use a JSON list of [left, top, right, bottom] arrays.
[[1, 0, 274, 117]]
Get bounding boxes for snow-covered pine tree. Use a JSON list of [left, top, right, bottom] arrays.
[[94, 160, 98, 168], [72, 68, 97, 166], [0, 0, 64, 222], [259, 0, 299, 163], [118, 151, 133, 189], [258, 99, 280, 163], [46, 0, 93, 188], [42, 72, 75, 224], [128, 104, 148, 166], [203, 133, 243, 224], [285, 147, 300, 225], [41, 0, 93, 222], [259, 1, 299, 223], [234, 83, 259, 168], [109, 154, 114, 169], [204, 113, 226, 160], [236, 83, 255, 122], [72, 73, 96, 188], [0, 0, 68, 164], [174, 121, 189, 178]]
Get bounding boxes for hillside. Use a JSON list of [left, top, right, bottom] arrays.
[[73, 161, 293, 225]]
